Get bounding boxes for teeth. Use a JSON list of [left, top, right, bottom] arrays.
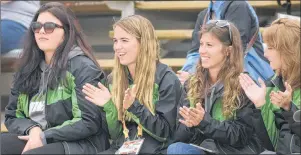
[[119, 53, 126, 56]]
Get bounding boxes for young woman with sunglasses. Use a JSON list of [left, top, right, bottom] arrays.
[[239, 18, 300, 154], [1, 2, 109, 154], [167, 20, 264, 154]]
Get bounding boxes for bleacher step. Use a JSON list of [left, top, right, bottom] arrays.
[[109, 28, 265, 40]]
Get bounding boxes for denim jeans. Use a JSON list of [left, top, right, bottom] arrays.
[[167, 142, 206, 154], [1, 20, 27, 55]]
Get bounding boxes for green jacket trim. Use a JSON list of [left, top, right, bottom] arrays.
[[16, 94, 29, 118], [51, 71, 82, 129], [103, 99, 121, 140], [103, 83, 161, 141]]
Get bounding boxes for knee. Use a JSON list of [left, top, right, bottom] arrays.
[[167, 142, 187, 154]]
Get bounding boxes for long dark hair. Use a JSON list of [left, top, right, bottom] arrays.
[[14, 2, 100, 96]]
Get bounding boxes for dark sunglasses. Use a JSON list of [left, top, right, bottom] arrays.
[[208, 20, 232, 45], [31, 22, 64, 34]]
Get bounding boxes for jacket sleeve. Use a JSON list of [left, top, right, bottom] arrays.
[[195, 97, 255, 147], [43, 56, 107, 143], [252, 108, 275, 151], [102, 74, 123, 140], [4, 83, 40, 135], [181, 10, 207, 72], [126, 72, 181, 142], [5, 74, 42, 135], [224, 1, 252, 51], [281, 104, 300, 137], [274, 103, 300, 154], [103, 99, 123, 140]]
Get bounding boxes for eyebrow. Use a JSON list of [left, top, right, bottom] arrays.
[[120, 37, 129, 40], [36, 21, 60, 25], [113, 37, 129, 40]]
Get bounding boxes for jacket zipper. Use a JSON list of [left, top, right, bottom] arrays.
[[45, 90, 51, 128]]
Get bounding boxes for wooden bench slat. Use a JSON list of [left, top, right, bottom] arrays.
[[135, 1, 209, 11], [248, 1, 300, 8], [97, 58, 186, 69], [109, 28, 265, 40], [135, 1, 300, 11], [62, 1, 120, 14], [109, 29, 193, 40], [56, 1, 300, 14], [1, 123, 8, 132]]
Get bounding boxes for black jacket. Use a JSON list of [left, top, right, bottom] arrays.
[[275, 106, 300, 154], [5, 47, 110, 154], [101, 62, 183, 154], [174, 81, 264, 154]]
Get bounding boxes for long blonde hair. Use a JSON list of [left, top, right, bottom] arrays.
[[111, 15, 160, 120], [188, 21, 244, 119], [263, 18, 300, 90]]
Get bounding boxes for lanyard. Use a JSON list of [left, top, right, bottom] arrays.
[[122, 112, 143, 140]]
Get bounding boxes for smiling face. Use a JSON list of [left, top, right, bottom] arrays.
[[199, 32, 227, 71], [34, 12, 65, 53], [113, 26, 140, 67]]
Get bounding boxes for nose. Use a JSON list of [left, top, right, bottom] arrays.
[[263, 48, 268, 58], [264, 50, 267, 58], [263, 43, 268, 58], [38, 26, 46, 34], [199, 45, 207, 55]]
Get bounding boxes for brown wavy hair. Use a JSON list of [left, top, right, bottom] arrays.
[[111, 15, 160, 120], [188, 21, 244, 119], [263, 18, 300, 90]]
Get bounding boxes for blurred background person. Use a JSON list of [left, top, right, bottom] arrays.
[[1, 1, 40, 55]]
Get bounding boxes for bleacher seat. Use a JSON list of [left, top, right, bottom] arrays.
[[97, 58, 186, 70], [1, 123, 8, 132], [134, 1, 300, 11], [109, 28, 265, 40]]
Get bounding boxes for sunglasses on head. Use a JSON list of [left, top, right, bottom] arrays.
[[31, 22, 64, 34], [208, 20, 232, 45]]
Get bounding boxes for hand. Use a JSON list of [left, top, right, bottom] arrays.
[[188, 103, 205, 126], [179, 106, 193, 127], [123, 85, 137, 110], [1, 1, 11, 4], [18, 127, 43, 154], [82, 82, 111, 107], [270, 82, 293, 111], [239, 73, 266, 108], [177, 70, 190, 85], [179, 103, 205, 127]]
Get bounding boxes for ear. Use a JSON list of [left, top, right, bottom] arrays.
[[226, 46, 233, 56]]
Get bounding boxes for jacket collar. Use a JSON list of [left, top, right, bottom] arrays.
[[204, 79, 224, 113], [267, 75, 285, 91]]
